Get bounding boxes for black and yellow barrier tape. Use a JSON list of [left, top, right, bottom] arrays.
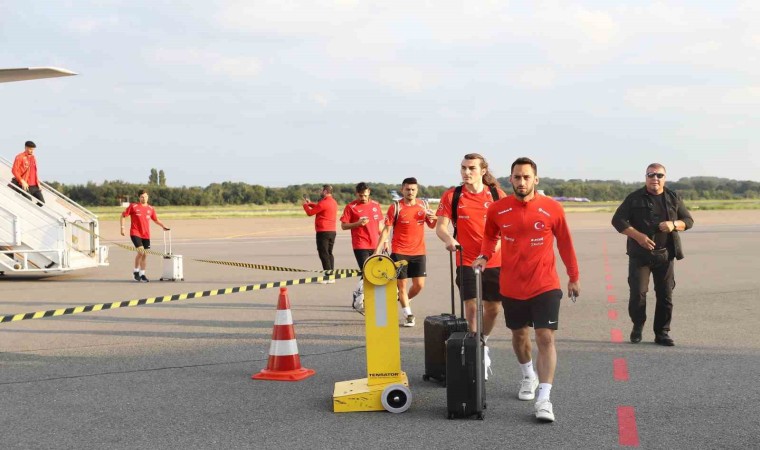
[[0, 271, 359, 324], [76, 224, 360, 275]]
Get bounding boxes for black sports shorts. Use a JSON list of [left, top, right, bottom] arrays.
[[391, 253, 426, 279], [456, 266, 502, 302], [502, 289, 563, 330], [130, 235, 151, 250]]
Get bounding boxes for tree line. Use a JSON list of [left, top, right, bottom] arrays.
[[46, 176, 760, 207]]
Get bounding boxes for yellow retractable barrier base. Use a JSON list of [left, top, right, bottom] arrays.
[[333, 373, 410, 413]]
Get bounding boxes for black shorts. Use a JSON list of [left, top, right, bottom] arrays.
[[353, 249, 374, 269], [502, 289, 563, 330], [391, 253, 426, 279], [130, 235, 150, 249], [456, 266, 502, 302]]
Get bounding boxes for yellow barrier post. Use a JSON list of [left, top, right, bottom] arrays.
[[333, 254, 411, 413]]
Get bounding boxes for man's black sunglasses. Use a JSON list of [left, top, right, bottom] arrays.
[[647, 172, 665, 179]]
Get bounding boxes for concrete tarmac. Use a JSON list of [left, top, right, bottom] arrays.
[[1, 211, 759, 449]]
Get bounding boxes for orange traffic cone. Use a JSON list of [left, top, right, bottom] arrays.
[[252, 287, 316, 382]]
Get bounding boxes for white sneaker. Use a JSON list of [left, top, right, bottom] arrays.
[[483, 346, 492, 381], [351, 288, 365, 316], [403, 314, 416, 327], [535, 399, 555, 422], [519, 376, 539, 401], [327, 279, 336, 284]]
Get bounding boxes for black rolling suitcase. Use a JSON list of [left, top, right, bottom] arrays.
[[423, 248, 469, 385], [446, 268, 485, 420]]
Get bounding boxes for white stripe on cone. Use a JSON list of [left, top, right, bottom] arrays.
[[269, 339, 299, 356], [275, 310, 293, 325]]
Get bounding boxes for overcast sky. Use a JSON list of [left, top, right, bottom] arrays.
[[1, 1, 757, 187]]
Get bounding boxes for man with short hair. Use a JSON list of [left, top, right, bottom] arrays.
[[341, 182, 383, 312], [375, 177, 437, 327], [303, 184, 338, 283], [120, 190, 170, 282], [611, 163, 694, 346], [435, 153, 513, 381], [474, 157, 580, 423], [11, 140, 45, 203]]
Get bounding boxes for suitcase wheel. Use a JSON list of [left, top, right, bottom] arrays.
[[422, 374, 430, 381], [477, 412, 484, 420], [380, 384, 412, 414]]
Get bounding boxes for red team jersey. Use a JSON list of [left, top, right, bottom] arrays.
[[436, 186, 506, 267], [481, 194, 579, 300], [384, 201, 435, 256], [303, 196, 338, 232], [122, 203, 158, 239], [340, 200, 382, 250]]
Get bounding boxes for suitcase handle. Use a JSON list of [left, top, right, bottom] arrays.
[[474, 267, 484, 402], [449, 245, 465, 319], [163, 229, 172, 256]]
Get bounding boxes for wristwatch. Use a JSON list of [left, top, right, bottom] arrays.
[[476, 254, 488, 262]]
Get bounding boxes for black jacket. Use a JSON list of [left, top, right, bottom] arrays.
[[611, 187, 694, 260]]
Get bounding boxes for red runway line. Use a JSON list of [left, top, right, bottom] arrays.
[[613, 358, 629, 381], [605, 274, 612, 281], [606, 284, 614, 291], [607, 294, 616, 303], [617, 406, 640, 447], [611, 329, 623, 343], [608, 309, 618, 320]]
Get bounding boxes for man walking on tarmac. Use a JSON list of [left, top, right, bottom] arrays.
[[375, 177, 437, 327], [435, 153, 515, 381], [340, 182, 383, 313], [302, 184, 338, 283], [121, 190, 170, 282], [474, 157, 580, 423]]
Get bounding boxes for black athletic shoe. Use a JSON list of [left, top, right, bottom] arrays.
[[655, 332, 674, 346], [133, 271, 140, 281], [630, 324, 643, 343], [140, 275, 149, 283]]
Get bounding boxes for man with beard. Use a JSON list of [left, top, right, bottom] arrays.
[[474, 157, 580, 423]]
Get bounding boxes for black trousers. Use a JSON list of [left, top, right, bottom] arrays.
[[628, 257, 675, 333], [315, 231, 336, 271], [353, 249, 373, 270], [11, 179, 45, 203]]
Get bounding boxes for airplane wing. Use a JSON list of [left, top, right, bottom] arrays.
[[0, 67, 77, 83]]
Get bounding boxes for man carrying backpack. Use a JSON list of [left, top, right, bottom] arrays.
[[436, 153, 532, 385]]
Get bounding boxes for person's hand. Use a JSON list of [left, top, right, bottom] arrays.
[[658, 221, 675, 233], [568, 280, 580, 300], [425, 209, 437, 222], [472, 257, 487, 272], [444, 238, 460, 252], [120, 227, 125, 236], [20, 180, 29, 191], [163, 227, 170, 231], [635, 233, 655, 250], [358, 217, 369, 227]]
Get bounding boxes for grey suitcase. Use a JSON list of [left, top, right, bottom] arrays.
[[159, 230, 183, 281]]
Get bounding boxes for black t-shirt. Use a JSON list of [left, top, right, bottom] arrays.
[[651, 193, 673, 252]]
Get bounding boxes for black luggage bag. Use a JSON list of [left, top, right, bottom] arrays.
[[446, 268, 486, 420], [423, 248, 469, 385]]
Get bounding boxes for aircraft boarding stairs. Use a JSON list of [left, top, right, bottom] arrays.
[[0, 156, 108, 276]]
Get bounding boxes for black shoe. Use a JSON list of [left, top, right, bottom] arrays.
[[655, 332, 674, 346], [140, 274, 150, 283], [133, 271, 140, 281], [630, 324, 643, 343]]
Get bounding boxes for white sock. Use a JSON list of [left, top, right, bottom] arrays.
[[139, 270, 145, 276], [402, 307, 412, 317], [134, 268, 139, 272], [482, 334, 489, 344], [537, 383, 552, 402], [520, 361, 537, 379]]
